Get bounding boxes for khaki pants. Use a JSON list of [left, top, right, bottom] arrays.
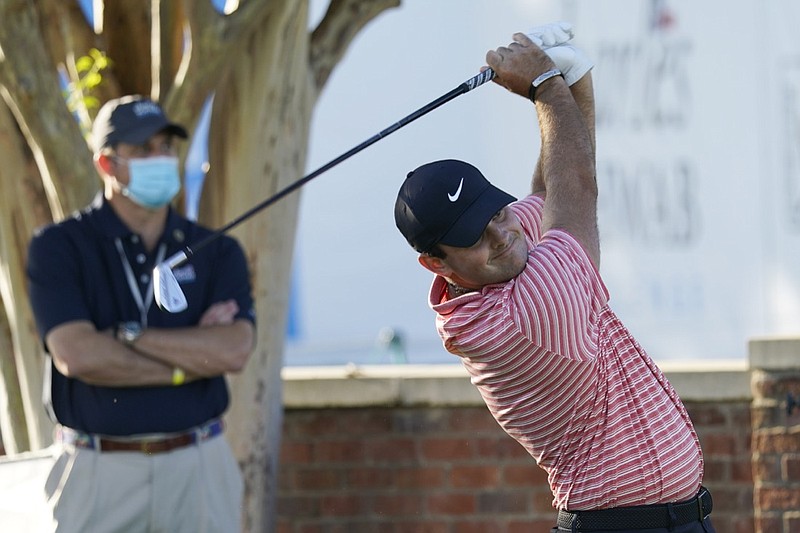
[[43, 434, 242, 533]]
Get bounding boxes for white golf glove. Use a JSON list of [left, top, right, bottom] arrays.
[[526, 21, 594, 86], [526, 21, 574, 48]]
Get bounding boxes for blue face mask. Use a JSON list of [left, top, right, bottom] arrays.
[[122, 156, 181, 209]]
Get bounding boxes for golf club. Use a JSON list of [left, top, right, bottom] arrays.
[[154, 67, 498, 312]]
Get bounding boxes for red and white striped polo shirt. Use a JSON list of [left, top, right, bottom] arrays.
[[429, 194, 703, 511]]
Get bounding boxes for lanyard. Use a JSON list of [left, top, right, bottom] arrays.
[[115, 238, 167, 327]]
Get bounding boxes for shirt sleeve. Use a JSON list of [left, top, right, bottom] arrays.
[[509, 227, 609, 362], [209, 236, 256, 325], [512, 195, 545, 244], [26, 225, 92, 340]]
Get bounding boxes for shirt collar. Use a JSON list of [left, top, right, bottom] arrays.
[[89, 192, 188, 248]]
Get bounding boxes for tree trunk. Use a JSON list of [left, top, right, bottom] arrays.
[[0, 1, 400, 530], [203, 2, 311, 530], [0, 98, 55, 452]]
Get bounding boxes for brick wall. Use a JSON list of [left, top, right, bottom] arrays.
[[750, 339, 800, 533], [277, 364, 755, 533], [278, 406, 556, 532], [685, 401, 754, 533]]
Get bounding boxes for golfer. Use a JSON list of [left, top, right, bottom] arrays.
[[394, 32, 715, 533]]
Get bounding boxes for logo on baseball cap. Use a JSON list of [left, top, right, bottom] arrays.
[[91, 95, 188, 152], [394, 159, 516, 253]]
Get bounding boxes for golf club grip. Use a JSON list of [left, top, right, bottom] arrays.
[[173, 69, 498, 265], [464, 68, 496, 91]]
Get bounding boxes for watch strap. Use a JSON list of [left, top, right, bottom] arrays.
[[528, 68, 563, 102]]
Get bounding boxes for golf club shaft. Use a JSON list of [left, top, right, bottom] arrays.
[[164, 68, 497, 269]]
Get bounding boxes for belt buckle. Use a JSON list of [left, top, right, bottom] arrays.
[[139, 441, 157, 454], [197, 423, 213, 441], [59, 427, 96, 450], [698, 487, 711, 519], [197, 418, 223, 441], [133, 435, 187, 454]]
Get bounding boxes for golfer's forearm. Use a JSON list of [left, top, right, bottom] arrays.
[[531, 72, 594, 197], [569, 72, 596, 159], [535, 76, 600, 265], [536, 80, 595, 192]]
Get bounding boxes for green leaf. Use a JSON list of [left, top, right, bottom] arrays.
[[84, 72, 102, 88], [84, 96, 100, 110], [75, 56, 93, 73]]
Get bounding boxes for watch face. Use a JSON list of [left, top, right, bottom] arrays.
[[121, 322, 142, 342]]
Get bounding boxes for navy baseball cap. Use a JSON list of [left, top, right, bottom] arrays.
[[395, 159, 516, 253], [91, 95, 188, 152]]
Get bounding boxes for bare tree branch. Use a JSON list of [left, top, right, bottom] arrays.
[[160, 0, 228, 128], [0, 307, 28, 453], [35, 0, 120, 132], [160, 0, 278, 131], [36, 0, 97, 71], [0, 0, 97, 218], [310, 0, 400, 91], [102, 2, 152, 96], [158, 0, 186, 100], [0, 92, 55, 453]]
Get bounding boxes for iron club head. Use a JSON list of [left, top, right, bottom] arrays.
[[153, 251, 189, 313]]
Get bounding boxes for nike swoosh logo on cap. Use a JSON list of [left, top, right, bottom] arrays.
[[448, 178, 464, 202]]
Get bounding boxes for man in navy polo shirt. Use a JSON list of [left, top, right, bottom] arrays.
[[26, 95, 255, 533]]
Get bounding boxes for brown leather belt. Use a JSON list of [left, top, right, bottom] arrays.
[[58, 418, 224, 454]]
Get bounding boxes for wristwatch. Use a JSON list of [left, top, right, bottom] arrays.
[[117, 321, 143, 345], [529, 68, 563, 102]]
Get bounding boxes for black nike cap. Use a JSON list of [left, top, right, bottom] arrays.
[[394, 159, 516, 253]]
